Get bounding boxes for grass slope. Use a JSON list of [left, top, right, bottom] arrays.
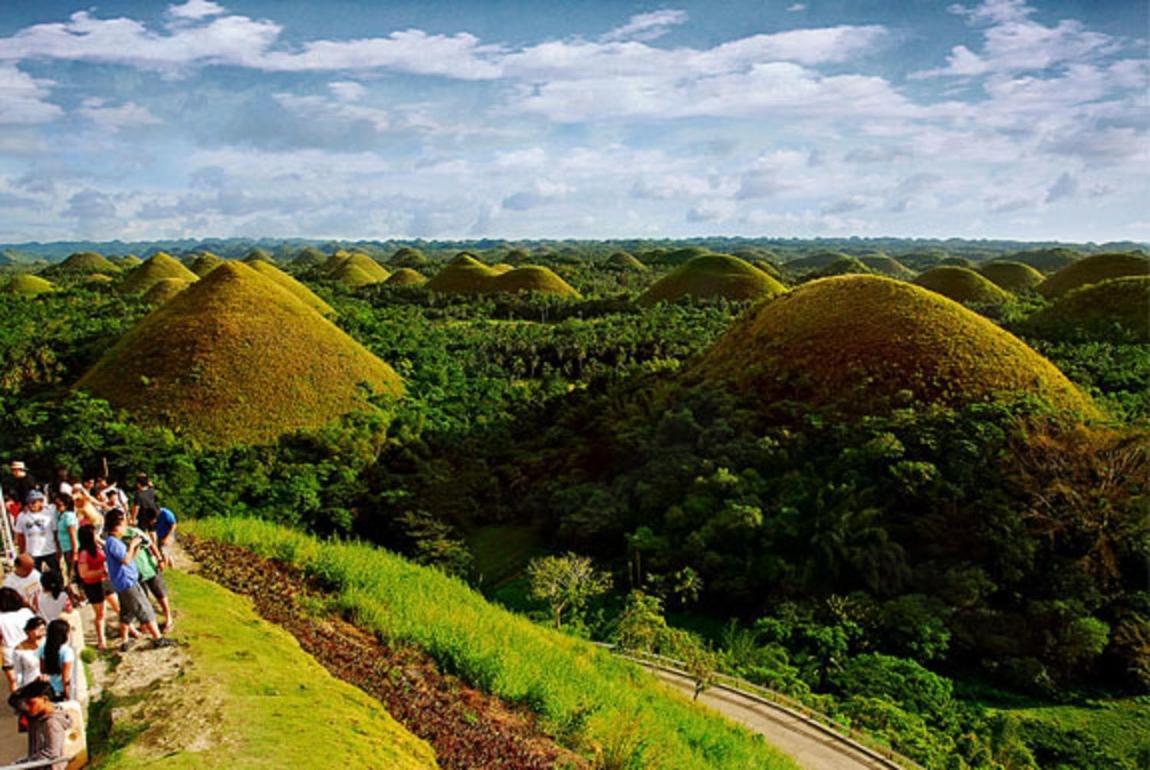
[[44, 251, 121, 277], [816, 255, 873, 278], [1007, 247, 1082, 273], [605, 252, 648, 271], [142, 278, 191, 305], [980, 261, 1045, 292], [189, 253, 225, 277], [695, 275, 1097, 417], [3, 273, 54, 296], [489, 266, 580, 297], [331, 253, 391, 287], [120, 253, 200, 295], [247, 259, 335, 315], [914, 265, 1010, 304], [76, 262, 402, 446], [639, 254, 787, 306], [425, 254, 500, 294], [186, 518, 798, 770], [1024, 276, 1150, 342], [95, 570, 436, 769], [384, 268, 427, 286], [1037, 253, 1150, 298], [859, 255, 916, 280]]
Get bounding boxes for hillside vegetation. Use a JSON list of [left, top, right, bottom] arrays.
[[186, 518, 798, 770], [94, 570, 436, 769], [1038, 253, 1150, 298], [914, 266, 1010, 304], [695, 275, 1094, 416], [1024, 276, 1150, 343], [120, 253, 199, 295], [639, 254, 786, 306], [76, 262, 402, 446]]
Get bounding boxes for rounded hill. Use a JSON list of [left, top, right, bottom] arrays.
[[859, 255, 916, 280], [330, 253, 390, 288], [389, 247, 429, 268], [189, 252, 226, 277], [3, 274, 54, 297], [639, 254, 787, 307], [1024, 276, 1150, 343], [76, 262, 402, 447], [1007, 247, 1082, 273], [605, 252, 647, 271], [143, 278, 191, 305], [113, 255, 143, 268], [785, 251, 850, 271], [914, 266, 1010, 304], [384, 268, 427, 286], [980, 261, 1045, 292], [45, 252, 120, 277], [692, 275, 1096, 418], [1037, 253, 1150, 298], [816, 255, 872, 278], [425, 254, 499, 294], [247, 259, 334, 315], [120, 253, 200, 295], [488, 266, 581, 297]]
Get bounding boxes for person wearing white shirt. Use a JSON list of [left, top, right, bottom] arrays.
[[2, 554, 42, 612], [14, 491, 58, 574]]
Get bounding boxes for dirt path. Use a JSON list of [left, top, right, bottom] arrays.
[[643, 666, 899, 770]]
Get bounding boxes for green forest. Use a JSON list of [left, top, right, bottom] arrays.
[[1, 239, 1148, 769]]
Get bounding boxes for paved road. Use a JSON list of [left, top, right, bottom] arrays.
[[645, 666, 897, 770]]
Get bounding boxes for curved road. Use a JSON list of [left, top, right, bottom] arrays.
[[640, 664, 900, 770]]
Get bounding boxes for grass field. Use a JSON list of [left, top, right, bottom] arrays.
[[992, 697, 1150, 767], [93, 570, 436, 769], [186, 517, 799, 770]]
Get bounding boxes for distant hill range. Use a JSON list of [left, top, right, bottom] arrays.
[[0, 236, 1145, 264]]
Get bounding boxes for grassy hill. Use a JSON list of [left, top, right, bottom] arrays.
[[93, 570, 436, 769], [3, 273, 55, 296], [489, 266, 580, 297], [43, 251, 121, 277], [605, 251, 647, 271], [1006, 247, 1082, 273], [980, 261, 1045, 292], [247, 259, 335, 315], [330, 253, 391, 287], [189, 253, 225, 277], [76, 262, 402, 446], [186, 517, 798, 770], [143, 277, 192, 305], [1037, 253, 1150, 298], [120, 253, 200, 295], [384, 267, 427, 286], [859, 255, 916, 279], [639, 254, 786, 306], [694, 275, 1096, 417], [914, 266, 1010, 304], [426, 254, 500, 294], [1023, 276, 1150, 342]]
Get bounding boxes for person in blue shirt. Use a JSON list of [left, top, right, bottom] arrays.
[[103, 510, 172, 651], [154, 508, 177, 569]]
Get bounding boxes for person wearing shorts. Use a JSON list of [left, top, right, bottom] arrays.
[[102, 510, 171, 651]]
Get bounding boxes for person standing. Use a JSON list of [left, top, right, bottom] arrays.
[[15, 491, 58, 574], [155, 507, 177, 568], [13, 616, 46, 690], [8, 680, 73, 770], [131, 511, 173, 632], [132, 473, 160, 526], [38, 619, 75, 702], [2, 554, 43, 611], [53, 494, 79, 586], [5, 461, 39, 517], [75, 525, 111, 650], [103, 510, 172, 651], [0, 587, 35, 692], [48, 467, 72, 501]]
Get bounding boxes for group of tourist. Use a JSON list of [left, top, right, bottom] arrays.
[[0, 460, 180, 769]]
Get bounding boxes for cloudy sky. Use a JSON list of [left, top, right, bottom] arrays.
[[0, 0, 1145, 243]]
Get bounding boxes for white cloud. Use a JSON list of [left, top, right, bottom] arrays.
[[917, 0, 1124, 78], [502, 180, 571, 210], [327, 80, 366, 101], [77, 98, 163, 131], [274, 92, 390, 130], [686, 199, 737, 222], [1045, 172, 1077, 203], [787, 4, 807, 12], [602, 10, 688, 43], [168, 1, 227, 21], [0, 65, 62, 124]]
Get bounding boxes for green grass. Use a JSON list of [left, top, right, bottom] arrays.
[[913, 265, 1010, 304], [639, 254, 787, 306], [466, 524, 546, 611], [1038, 253, 1150, 298], [989, 696, 1150, 767], [186, 517, 799, 770], [94, 570, 436, 769], [120, 253, 199, 295]]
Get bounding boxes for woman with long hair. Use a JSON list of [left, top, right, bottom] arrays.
[[71, 489, 103, 536], [13, 616, 46, 690], [38, 618, 74, 701], [76, 525, 112, 650], [0, 587, 35, 692]]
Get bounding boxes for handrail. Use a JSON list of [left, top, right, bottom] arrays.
[[598, 643, 924, 770], [0, 752, 80, 770]]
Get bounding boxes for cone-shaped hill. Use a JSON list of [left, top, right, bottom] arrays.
[[914, 266, 1010, 304], [425, 254, 499, 294], [3, 274, 54, 297], [605, 252, 647, 271], [860, 255, 916, 280], [816, 255, 873, 278], [384, 268, 427, 286], [389, 247, 429, 268], [189, 252, 226, 277], [785, 251, 851, 271], [638, 254, 787, 307], [980, 261, 1045, 292], [44, 252, 120, 277], [76, 262, 402, 447], [120, 253, 200, 295], [247, 259, 334, 315], [1037, 253, 1150, 298], [142, 278, 191, 305], [488, 266, 580, 297], [1024, 276, 1150, 343], [113, 255, 143, 268], [330, 253, 391, 288], [1007, 247, 1082, 273], [490, 263, 515, 275], [692, 276, 1096, 418]]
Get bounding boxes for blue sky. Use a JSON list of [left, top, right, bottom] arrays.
[[0, 0, 1145, 242]]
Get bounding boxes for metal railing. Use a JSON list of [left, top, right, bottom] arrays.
[[0, 752, 81, 770], [599, 643, 924, 770]]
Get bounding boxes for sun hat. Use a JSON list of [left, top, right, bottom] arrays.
[[9, 461, 25, 471], [24, 490, 45, 504]]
